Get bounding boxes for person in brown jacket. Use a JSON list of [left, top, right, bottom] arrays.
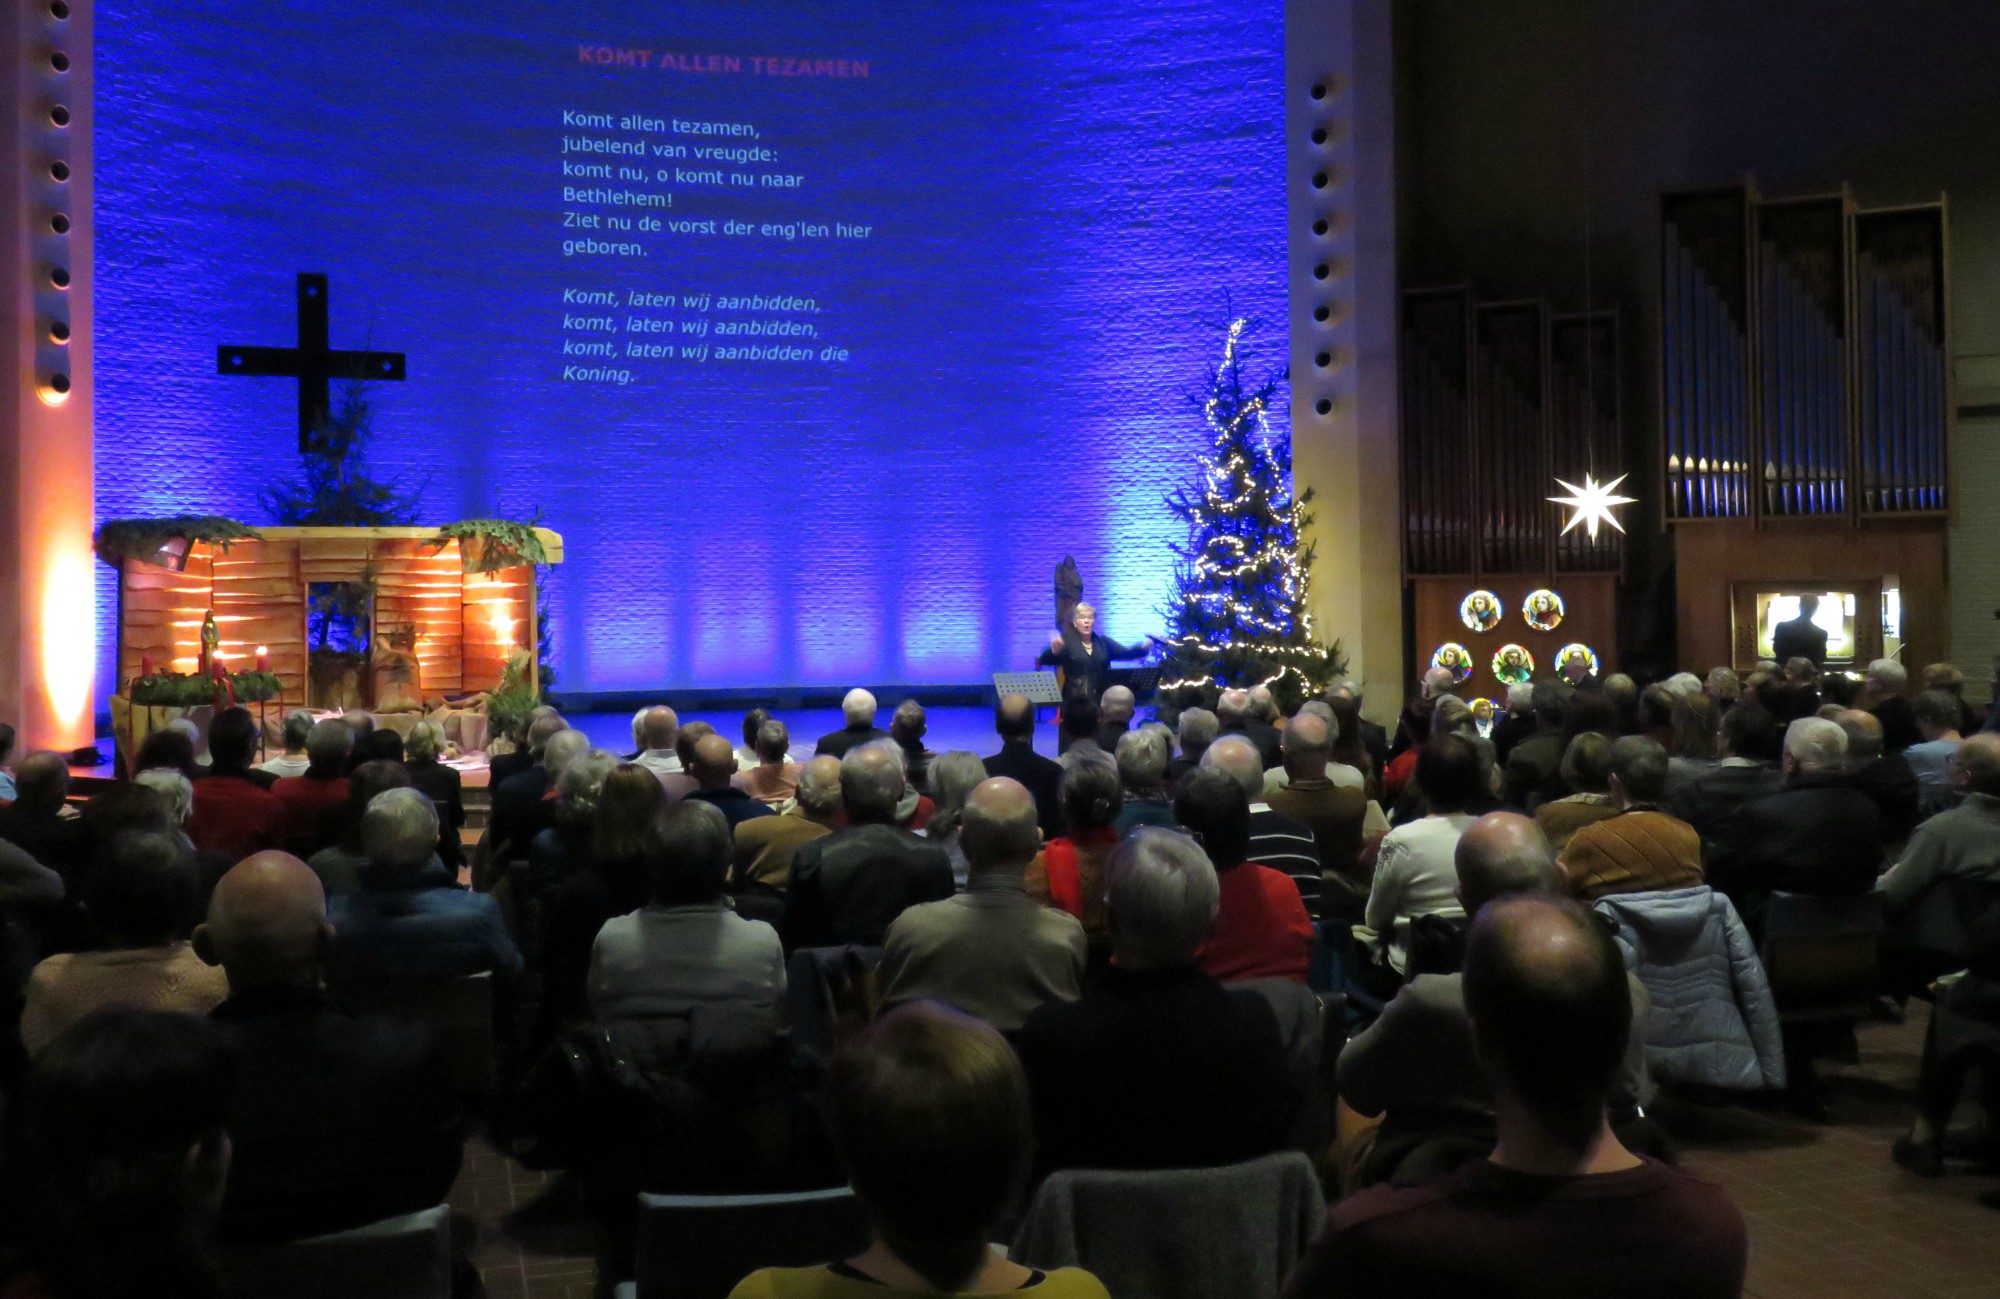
[[1534, 732, 1620, 856], [1267, 712, 1369, 906], [1559, 737, 1703, 902]]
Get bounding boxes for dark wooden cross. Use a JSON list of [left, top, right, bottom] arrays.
[[217, 272, 406, 452]]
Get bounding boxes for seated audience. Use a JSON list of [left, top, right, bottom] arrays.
[[1636, 684, 1675, 749], [589, 800, 786, 1022], [492, 725, 590, 861], [1705, 667, 1740, 712], [1338, 814, 1651, 1188], [922, 750, 989, 890], [1490, 682, 1537, 765], [486, 705, 556, 788], [984, 694, 1065, 838], [1055, 698, 1107, 769], [257, 709, 315, 779], [1707, 717, 1883, 932], [734, 707, 773, 770], [271, 719, 354, 850], [134, 724, 202, 781], [185, 706, 286, 862], [1016, 828, 1297, 1173], [1266, 711, 1369, 903], [1908, 689, 1966, 815], [1205, 733, 1320, 906], [403, 719, 465, 871], [1923, 661, 1980, 735], [541, 763, 665, 1029], [1112, 727, 1177, 833], [341, 711, 378, 772], [1837, 708, 1921, 847], [633, 705, 682, 779], [1365, 734, 1483, 975], [685, 732, 777, 830], [528, 748, 620, 895], [20, 831, 229, 1053], [1501, 682, 1570, 809], [1665, 692, 1721, 792], [890, 699, 936, 793], [732, 755, 843, 892], [1286, 895, 1747, 1299], [1168, 705, 1219, 782], [1217, 687, 1282, 769], [1877, 732, 2000, 993], [730, 1002, 1110, 1299], [1329, 680, 1391, 776], [304, 759, 412, 896], [1559, 737, 1704, 903], [355, 727, 405, 768], [1534, 732, 1619, 855], [0, 1009, 234, 1299], [328, 788, 522, 985], [1861, 657, 1921, 754], [733, 717, 802, 807], [195, 851, 462, 1242], [882, 778, 1086, 1032], [1027, 760, 1125, 936], [816, 688, 889, 758], [0, 751, 83, 877], [1602, 672, 1641, 733], [1265, 700, 1366, 793], [659, 721, 713, 802], [1178, 767, 1313, 984], [1097, 684, 1137, 752], [782, 745, 954, 949], [1667, 702, 1783, 848]]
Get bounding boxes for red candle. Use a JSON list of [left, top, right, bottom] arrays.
[[140, 654, 155, 678], [256, 646, 271, 673]]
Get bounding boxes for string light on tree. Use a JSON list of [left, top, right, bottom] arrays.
[[1549, 473, 1636, 541], [1156, 316, 1344, 714]]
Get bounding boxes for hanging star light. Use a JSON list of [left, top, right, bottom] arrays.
[[1549, 473, 1636, 540]]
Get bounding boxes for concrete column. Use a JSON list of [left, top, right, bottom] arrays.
[[0, 0, 95, 752], [1288, 0, 1402, 723]]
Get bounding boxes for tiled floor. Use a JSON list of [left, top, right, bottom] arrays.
[[451, 1004, 2000, 1299]]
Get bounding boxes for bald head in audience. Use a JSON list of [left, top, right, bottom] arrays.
[[639, 706, 680, 753], [995, 693, 1038, 742], [958, 778, 1040, 879], [1953, 732, 2000, 797], [841, 743, 906, 825], [1834, 709, 1884, 760], [1465, 894, 1635, 1153], [1455, 812, 1562, 914], [795, 755, 844, 825], [196, 852, 331, 994], [690, 732, 739, 790], [1200, 734, 1265, 800], [1282, 712, 1333, 781], [1100, 685, 1136, 730]]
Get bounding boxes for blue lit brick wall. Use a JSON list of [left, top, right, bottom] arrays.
[[93, 0, 1288, 698]]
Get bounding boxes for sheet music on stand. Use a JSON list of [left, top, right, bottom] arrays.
[[990, 671, 1065, 704]]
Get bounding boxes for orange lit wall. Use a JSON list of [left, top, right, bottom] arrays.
[[0, 0, 97, 751]]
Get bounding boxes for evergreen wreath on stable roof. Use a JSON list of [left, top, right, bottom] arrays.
[[1155, 317, 1344, 718]]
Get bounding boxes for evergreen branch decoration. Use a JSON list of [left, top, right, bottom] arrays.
[[94, 516, 260, 566], [1155, 317, 1345, 717], [128, 670, 282, 706], [484, 648, 540, 737], [429, 518, 549, 573]]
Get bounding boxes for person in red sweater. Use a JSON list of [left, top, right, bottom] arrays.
[[187, 708, 286, 863], [1175, 767, 1313, 984], [271, 719, 353, 852]]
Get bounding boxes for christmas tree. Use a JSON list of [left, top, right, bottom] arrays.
[[1157, 318, 1344, 717]]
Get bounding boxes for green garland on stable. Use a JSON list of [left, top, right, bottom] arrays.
[[430, 519, 549, 573], [94, 516, 261, 566], [128, 670, 282, 707]]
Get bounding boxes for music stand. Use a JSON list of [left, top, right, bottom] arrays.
[[1113, 665, 1163, 700], [991, 671, 1064, 705]]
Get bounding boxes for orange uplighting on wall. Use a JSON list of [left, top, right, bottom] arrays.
[[36, 548, 96, 738]]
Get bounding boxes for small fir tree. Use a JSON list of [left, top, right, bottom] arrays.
[[1156, 318, 1344, 717]]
